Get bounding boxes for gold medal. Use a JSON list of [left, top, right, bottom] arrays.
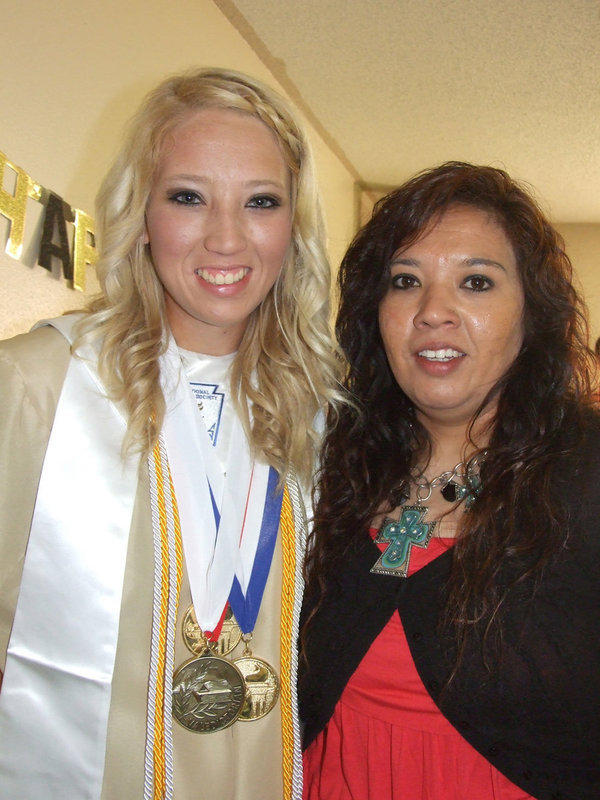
[[177, 609, 279, 727], [234, 656, 280, 721], [172, 655, 246, 733], [182, 604, 242, 657]]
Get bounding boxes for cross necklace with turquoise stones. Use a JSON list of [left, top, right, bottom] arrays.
[[371, 458, 482, 578]]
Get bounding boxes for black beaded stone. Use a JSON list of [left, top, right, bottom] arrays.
[[441, 482, 460, 502]]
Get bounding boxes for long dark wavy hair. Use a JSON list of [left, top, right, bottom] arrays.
[[304, 161, 597, 664]]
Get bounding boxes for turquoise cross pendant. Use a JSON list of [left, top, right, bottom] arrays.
[[371, 506, 437, 578]]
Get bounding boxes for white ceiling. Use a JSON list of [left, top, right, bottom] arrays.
[[217, 0, 600, 222]]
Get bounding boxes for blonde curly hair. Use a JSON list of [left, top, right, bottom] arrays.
[[76, 67, 341, 485]]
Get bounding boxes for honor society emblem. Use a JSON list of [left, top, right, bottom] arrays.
[[172, 655, 246, 733]]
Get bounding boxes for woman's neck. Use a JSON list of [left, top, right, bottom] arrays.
[[416, 410, 494, 478]]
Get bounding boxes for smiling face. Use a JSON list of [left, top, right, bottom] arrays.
[[144, 107, 293, 354], [378, 205, 525, 433]]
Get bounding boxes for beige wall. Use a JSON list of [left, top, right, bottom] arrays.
[[0, 0, 356, 339], [555, 224, 600, 348], [2, 2, 598, 346]]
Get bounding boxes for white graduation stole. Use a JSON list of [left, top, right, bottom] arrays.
[[0, 316, 139, 799]]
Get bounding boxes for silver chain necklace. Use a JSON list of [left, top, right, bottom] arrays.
[[412, 461, 469, 503], [388, 453, 485, 510], [372, 455, 484, 579]]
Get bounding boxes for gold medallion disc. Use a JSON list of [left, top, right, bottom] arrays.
[[172, 655, 246, 733], [234, 656, 280, 721], [182, 605, 242, 657]]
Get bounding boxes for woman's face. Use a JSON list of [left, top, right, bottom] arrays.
[[145, 107, 293, 354], [378, 205, 525, 431]]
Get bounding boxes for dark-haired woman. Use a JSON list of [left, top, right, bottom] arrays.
[[299, 162, 600, 800]]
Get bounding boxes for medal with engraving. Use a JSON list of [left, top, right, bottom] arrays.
[[174, 468, 284, 729], [182, 604, 242, 657], [172, 655, 246, 733], [234, 654, 280, 721]]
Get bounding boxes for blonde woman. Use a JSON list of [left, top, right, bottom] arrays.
[[0, 68, 340, 800]]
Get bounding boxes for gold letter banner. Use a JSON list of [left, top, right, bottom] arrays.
[[0, 150, 96, 291], [0, 151, 42, 260]]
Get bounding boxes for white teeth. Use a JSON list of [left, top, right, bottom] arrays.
[[197, 268, 248, 285], [419, 348, 464, 362]]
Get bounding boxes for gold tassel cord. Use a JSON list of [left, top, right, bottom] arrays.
[[279, 486, 296, 800], [152, 443, 169, 799], [147, 439, 183, 800], [147, 446, 296, 798]]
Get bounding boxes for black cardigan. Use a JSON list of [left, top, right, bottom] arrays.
[[299, 417, 600, 800]]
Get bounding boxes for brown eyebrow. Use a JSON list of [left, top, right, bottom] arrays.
[[463, 257, 507, 271], [389, 257, 507, 271]]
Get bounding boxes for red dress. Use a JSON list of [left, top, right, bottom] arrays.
[[303, 537, 534, 800]]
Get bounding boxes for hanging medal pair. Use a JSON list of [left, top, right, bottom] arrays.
[[172, 605, 280, 733], [172, 466, 284, 734]]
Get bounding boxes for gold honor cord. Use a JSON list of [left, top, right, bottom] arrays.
[[279, 486, 297, 800], [147, 438, 299, 799], [147, 438, 183, 800]]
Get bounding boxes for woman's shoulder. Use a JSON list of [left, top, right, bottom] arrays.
[[0, 323, 72, 420], [579, 409, 600, 495], [581, 405, 600, 439], [552, 408, 600, 552], [564, 407, 600, 473], [0, 323, 70, 361]]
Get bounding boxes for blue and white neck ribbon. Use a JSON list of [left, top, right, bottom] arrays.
[[226, 466, 283, 634], [159, 336, 275, 633]]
